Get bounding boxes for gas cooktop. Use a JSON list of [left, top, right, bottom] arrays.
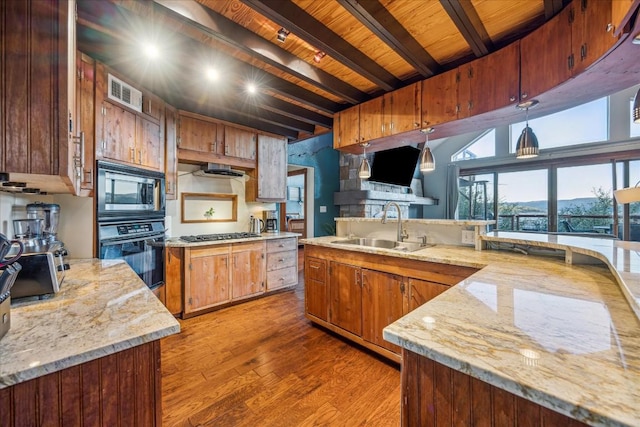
[[179, 232, 261, 243]]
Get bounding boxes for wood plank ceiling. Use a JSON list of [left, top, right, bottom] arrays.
[[76, 0, 566, 142]]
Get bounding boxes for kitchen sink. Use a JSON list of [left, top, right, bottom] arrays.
[[330, 237, 431, 252]]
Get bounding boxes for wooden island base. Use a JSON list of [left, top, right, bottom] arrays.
[[401, 349, 588, 426], [0, 341, 162, 426]]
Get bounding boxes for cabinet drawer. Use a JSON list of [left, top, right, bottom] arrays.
[[266, 250, 297, 271], [267, 265, 298, 290], [266, 237, 297, 253], [306, 257, 326, 283]]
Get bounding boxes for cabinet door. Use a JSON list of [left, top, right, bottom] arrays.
[[185, 247, 230, 313], [305, 256, 328, 321], [408, 278, 449, 311], [572, 0, 615, 74], [421, 68, 459, 128], [466, 42, 519, 116], [520, 6, 572, 101], [362, 269, 404, 354], [329, 262, 362, 336], [101, 102, 137, 164], [138, 116, 163, 170], [224, 126, 256, 160], [336, 106, 360, 148], [359, 97, 384, 141], [74, 52, 95, 194], [256, 134, 287, 201], [164, 246, 183, 315], [164, 104, 178, 199], [231, 242, 265, 300], [388, 83, 421, 135], [177, 115, 219, 153]]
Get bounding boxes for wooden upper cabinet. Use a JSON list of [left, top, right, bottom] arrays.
[[386, 83, 421, 135], [520, 6, 573, 101], [421, 68, 460, 128], [464, 42, 520, 116], [361, 269, 404, 354], [246, 134, 287, 202], [177, 115, 220, 153], [571, 0, 616, 74], [164, 104, 178, 199], [74, 52, 96, 195], [334, 106, 360, 148], [138, 115, 163, 170], [329, 261, 362, 336], [611, 0, 636, 35], [360, 97, 384, 142], [224, 127, 256, 160], [100, 101, 136, 163]]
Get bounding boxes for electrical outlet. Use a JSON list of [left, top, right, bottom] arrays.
[[461, 230, 475, 245], [319, 206, 327, 213]]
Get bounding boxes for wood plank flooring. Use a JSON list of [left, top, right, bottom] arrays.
[[161, 267, 401, 426]]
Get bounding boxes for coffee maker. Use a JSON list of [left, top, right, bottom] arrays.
[[263, 210, 279, 233]]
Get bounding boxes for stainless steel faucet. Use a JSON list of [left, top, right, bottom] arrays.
[[381, 201, 406, 242]]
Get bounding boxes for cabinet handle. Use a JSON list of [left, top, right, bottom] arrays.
[[509, 96, 516, 102], [413, 122, 419, 128], [468, 101, 473, 111], [278, 258, 284, 262], [310, 265, 320, 269], [521, 92, 528, 100], [84, 168, 93, 185], [390, 122, 394, 131], [130, 147, 135, 162], [138, 149, 142, 164], [581, 43, 587, 60]]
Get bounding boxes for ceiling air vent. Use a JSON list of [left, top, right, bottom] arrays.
[[107, 74, 142, 112]]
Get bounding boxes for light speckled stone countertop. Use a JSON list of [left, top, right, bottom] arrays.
[[165, 232, 300, 248], [303, 235, 640, 426], [334, 217, 495, 226], [0, 259, 180, 389]]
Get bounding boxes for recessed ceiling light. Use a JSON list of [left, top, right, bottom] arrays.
[[277, 28, 290, 43], [246, 83, 257, 94], [313, 51, 326, 63], [144, 44, 159, 59], [206, 68, 219, 81]]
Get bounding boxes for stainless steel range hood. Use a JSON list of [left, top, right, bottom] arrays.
[[193, 163, 245, 178]]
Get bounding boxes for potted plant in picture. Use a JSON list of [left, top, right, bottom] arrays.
[[204, 207, 215, 220]]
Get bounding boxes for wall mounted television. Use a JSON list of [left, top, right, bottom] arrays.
[[369, 146, 420, 187]]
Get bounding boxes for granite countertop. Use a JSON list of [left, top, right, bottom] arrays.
[[303, 235, 640, 426], [0, 259, 180, 389], [334, 217, 495, 226], [166, 231, 300, 248]]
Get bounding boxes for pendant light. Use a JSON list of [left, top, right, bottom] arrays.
[[515, 99, 540, 159], [419, 128, 435, 173], [358, 142, 371, 179], [614, 180, 640, 204], [633, 87, 640, 124]]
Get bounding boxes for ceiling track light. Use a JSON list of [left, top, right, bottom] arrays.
[[277, 28, 290, 43], [515, 99, 540, 159], [358, 142, 371, 179], [419, 128, 435, 173], [313, 51, 326, 63]]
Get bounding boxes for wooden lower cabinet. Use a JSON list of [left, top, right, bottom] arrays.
[[0, 341, 162, 426], [304, 245, 478, 362], [231, 241, 265, 300], [401, 350, 588, 427], [184, 246, 230, 314], [265, 237, 298, 291]]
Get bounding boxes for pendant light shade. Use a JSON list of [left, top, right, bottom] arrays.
[[633, 88, 640, 124], [358, 143, 371, 179], [614, 181, 640, 204], [515, 100, 540, 159], [419, 128, 435, 173]]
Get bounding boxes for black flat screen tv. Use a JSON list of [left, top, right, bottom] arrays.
[[369, 146, 420, 187]]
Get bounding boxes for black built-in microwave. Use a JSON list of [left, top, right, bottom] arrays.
[[96, 160, 165, 221]]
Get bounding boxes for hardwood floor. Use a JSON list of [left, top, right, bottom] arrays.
[[161, 270, 401, 426]]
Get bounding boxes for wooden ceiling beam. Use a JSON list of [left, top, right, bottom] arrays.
[[544, 0, 565, 20], [151, 0, 368, 105], [337, 0, 440, 78], [440, 0, 493, 57], [240, 0, 401, 91]]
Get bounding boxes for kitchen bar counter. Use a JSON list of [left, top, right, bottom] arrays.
[[165, 231, 300, 248], [303, 234, 640, 426], [0, 259, 180, 389]]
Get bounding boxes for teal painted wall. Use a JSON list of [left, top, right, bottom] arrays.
[[288, 133, 339, 236]]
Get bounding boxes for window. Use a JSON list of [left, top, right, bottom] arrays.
[[452, 129, 495, 161], [497, 170, 548, 231], [458, 173, 494, 222], [510, 97, 609, 151]]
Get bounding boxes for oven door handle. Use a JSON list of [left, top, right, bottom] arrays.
[[100, 234, 164, 246]]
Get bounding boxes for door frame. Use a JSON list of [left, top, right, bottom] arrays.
[[280, 168, 308, 238]]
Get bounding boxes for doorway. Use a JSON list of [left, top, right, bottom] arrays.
[[280, 168, 307, 239]]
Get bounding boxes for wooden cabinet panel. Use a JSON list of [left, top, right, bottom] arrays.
[[246, 134, 287, 202], [164, 246, 183, 316], [185, 246, 230, 313], [231, 242, 265, 299], [266, 249, 297, 271], [572, 0, 615, 74], [266, 265, 298, 290], [408, 278, 449, 311], [520, 6, 573, 101], [611, 0, 636, 35], [329, 261, 362, 336], [266, 237, 298, 252], [360, 97, 384, 141], [465, 42, 519, 116], [74, 52, 96, 195], [305, 256, 328, 321], [142, 95, 163, 121], [178, 115, 219, 153], [362, 269, 404, 353], [138, 116, 163, 170], [101, 102, 137, 163], [421, 68, 459, 128], [164, 104, 178, 200], [224, 126, 256, 159], [387, 83, 421, 135], [265, 237, 298, 291], [335, 106, 360, 148]]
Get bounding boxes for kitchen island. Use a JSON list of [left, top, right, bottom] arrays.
[[0, 259, 180, 426], [304, 232, 640, 426]]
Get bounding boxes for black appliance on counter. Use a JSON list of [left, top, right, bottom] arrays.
[[96, 161, 166, 290]]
